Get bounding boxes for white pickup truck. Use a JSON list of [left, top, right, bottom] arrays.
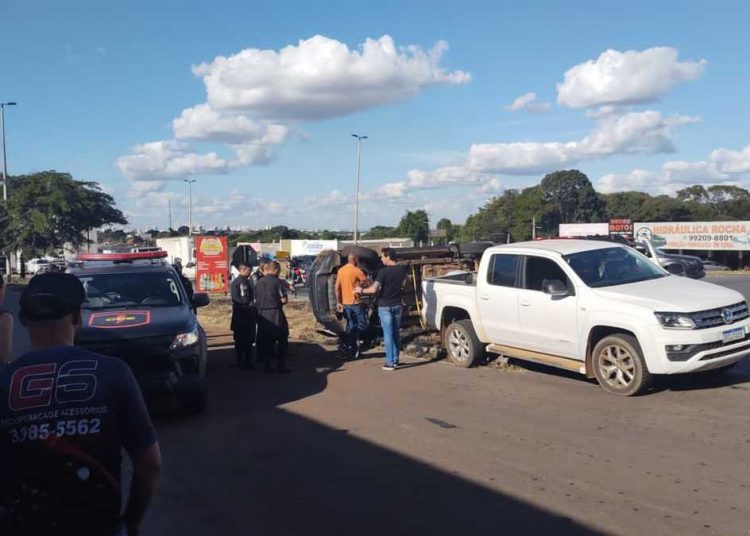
[[421, 239, 750, 396]]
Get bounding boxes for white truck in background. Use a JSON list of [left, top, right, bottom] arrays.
[[422, 239, 750, 396], [155, 237, 196, 279]]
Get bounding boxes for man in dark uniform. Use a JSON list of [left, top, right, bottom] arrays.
[[254, 261, 290, 374], [0, 273, 161, 536], [230, 261, 256, 369]]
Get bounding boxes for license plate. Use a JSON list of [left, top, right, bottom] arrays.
[[721, 327, 745, 344]]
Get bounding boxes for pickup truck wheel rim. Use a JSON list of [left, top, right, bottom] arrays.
[[448, 329, 470, 361], [598, 345, 636, 389]]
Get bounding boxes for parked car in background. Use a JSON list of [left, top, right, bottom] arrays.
[[26, 258, 51, 275], [633, 240, 705, 279], [702, 260, 731, 272]]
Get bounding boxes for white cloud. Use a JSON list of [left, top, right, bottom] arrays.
[[467, 111, 696, 175], [192, 35, 470, 121], [557, 47, 706, 108], [709, 145, 750, 174], [115, 141, 231, 182], [476, 178, 504, 194], [173, 104, 288, 145], [305, 190, 353, 209], [505, 92, 551, 113], [374, 110, 697, 200], [597, 144, 750, 194]]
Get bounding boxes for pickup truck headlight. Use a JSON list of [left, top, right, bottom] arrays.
[[170, 328, 200, 350], [654, 312, 695, 329]]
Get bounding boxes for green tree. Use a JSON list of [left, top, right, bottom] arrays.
[[364, 225, 397, 239], [3, 171, 126, 256], [540, 169, 604, 223], [397, 210, 430, 244], [436, 218, 455, 242]]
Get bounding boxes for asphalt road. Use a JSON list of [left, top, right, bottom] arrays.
[[3, 276, 750, 535]]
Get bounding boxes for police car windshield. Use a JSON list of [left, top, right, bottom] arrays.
[[564, 246, 667, 288], [80, 272, 183, 310]]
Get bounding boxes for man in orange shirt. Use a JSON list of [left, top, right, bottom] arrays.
[[335, 253, 369, 358]]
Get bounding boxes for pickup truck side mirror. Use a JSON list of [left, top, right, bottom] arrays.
[[193, 293, 210, 308], [542, 279, 569, 296]]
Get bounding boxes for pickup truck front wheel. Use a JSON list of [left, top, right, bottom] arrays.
[[592, 334, 652, 396], [444, 320, 483, 368]]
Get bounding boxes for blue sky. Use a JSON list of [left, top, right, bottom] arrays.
[[2, 0, 749, 231]]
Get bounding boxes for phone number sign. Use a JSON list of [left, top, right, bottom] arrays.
[[634, 221, 750, 250]]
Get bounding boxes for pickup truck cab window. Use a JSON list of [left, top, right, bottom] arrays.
[[522, 256, 570, 292], [564, 246, 665, 288], [487, 254, 519, 287]]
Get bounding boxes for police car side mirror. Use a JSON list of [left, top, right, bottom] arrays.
[[193, 293, 210, 308]]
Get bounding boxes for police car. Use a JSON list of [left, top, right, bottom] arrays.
[[69, 251, 210, 413]]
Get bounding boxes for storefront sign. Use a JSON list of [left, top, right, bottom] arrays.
[[559, 223, 609, 238], [609, 218, 633, 239], [634, 222, 750, 250], [195, 236, 229, 292]]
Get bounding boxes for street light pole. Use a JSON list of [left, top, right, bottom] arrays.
[[351, 134, 367, 243], [183, 179, 196, 235], [1, 102, 17, 280], [1, 102, 17, 202]]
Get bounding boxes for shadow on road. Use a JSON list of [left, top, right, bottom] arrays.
[[145, 342, 602, 535]]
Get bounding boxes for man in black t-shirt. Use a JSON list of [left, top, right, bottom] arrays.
[[0, 273, 162, 536], [355, 248, 408, 370]]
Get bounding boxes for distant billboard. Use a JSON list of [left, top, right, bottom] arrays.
[[559, 223, 609, 238], [290, 240, 339, 256], [634, 221, 750, 250]]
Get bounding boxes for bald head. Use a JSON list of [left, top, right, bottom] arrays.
[[347, 254, 359, 266]]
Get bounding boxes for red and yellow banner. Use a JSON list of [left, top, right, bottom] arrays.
[[195, 236, 229, 292]]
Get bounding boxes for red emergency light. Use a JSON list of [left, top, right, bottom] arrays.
[[78, 251, 168, 261]]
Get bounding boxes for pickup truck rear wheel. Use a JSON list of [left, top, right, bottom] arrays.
[[592, 334, 652, 396], [444, 320, 483, 368]]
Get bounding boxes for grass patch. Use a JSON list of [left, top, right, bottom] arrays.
[[198, 298, 333, 344]]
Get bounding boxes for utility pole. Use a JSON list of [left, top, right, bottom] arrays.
[[1, 101, 18, 280], [168, 200, 172, 230], [351, 134, 367, 243], [183, 179, 196, 235], [532, 216, 536, 240]]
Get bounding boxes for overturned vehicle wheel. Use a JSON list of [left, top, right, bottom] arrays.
[[308, 250, 347, 337]]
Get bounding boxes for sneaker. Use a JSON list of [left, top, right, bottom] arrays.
[[381, 364, 396, 371]]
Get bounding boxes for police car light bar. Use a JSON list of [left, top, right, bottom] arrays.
[[78, 251, 168, 261]]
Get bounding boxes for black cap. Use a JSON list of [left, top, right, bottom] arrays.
[[20, 273, 85, 322]]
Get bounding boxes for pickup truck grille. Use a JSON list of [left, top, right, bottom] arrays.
[[691, 301, 749, 329]]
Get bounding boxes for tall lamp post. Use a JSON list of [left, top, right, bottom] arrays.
[[351, 134, 367, 243], [1, 101, 17, 280], [183, 178, 196, 235]]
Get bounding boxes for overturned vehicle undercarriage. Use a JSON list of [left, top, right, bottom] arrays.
[[307, 242, 493, 339]]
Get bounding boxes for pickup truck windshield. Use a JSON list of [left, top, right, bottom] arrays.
[[564, 247, 666, 288], [80, 272, 184, 309]]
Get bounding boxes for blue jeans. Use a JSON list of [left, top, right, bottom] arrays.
[[343, 304, 367, 354], [378, 305, 402, 366]]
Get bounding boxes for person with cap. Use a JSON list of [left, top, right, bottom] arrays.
[[335, 253, 369, 358], [230, 261, 257, 369], [0, 274, 12, 365], [0, 272, 162, 536], [355, 247, 408, 371]]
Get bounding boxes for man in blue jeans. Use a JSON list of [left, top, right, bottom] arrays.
[[356, 248, 408, 371]]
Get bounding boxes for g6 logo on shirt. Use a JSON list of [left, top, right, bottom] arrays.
[[8, 360, 99, 411]]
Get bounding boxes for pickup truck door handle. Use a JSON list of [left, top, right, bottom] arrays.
[[480, 295, 490, 300], [520, 301, 531, 307]]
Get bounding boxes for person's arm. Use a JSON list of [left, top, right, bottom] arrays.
[[0, 313, 13, 365], [334, 275, 343, 311], [122, 442, 162, 536], [118, 366, 161, 535]]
